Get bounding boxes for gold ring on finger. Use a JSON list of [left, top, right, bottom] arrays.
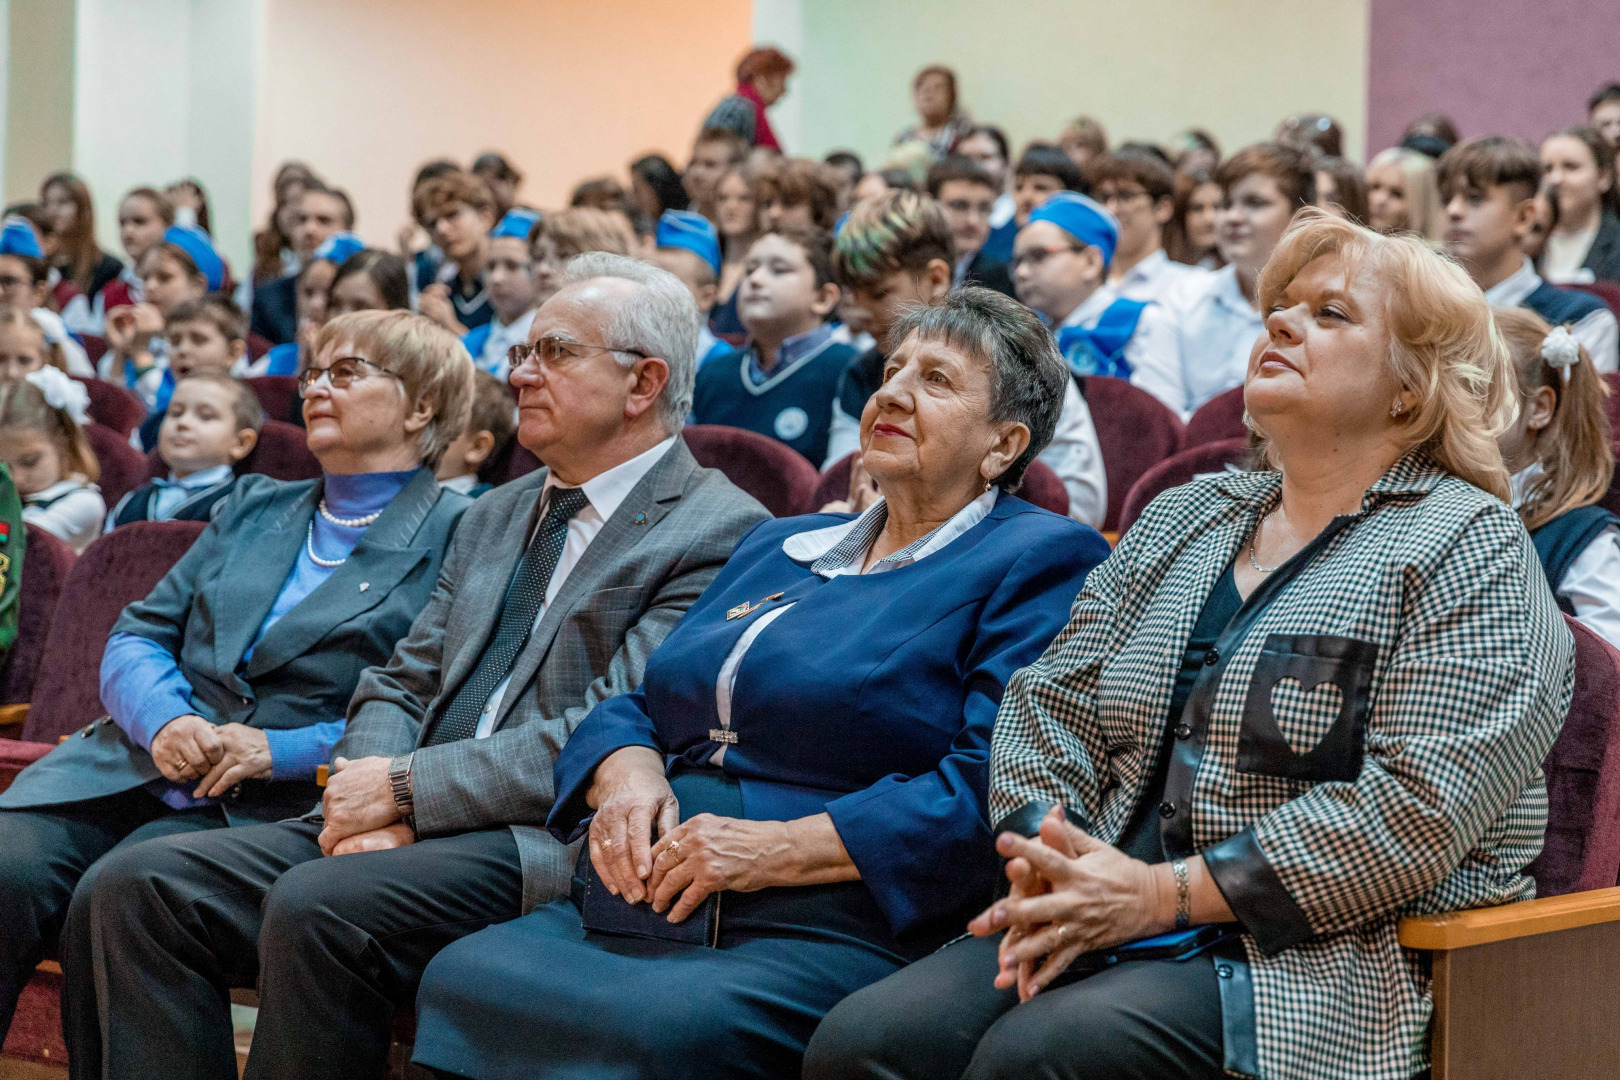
[[667, 840, 681, 861], [173, 758, 189, 772], [602, 836, 613, 849]]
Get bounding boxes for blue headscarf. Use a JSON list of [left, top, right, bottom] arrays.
[[1025, 191, 1121, 268], [655, 210, 722, 276], [162, 224, 226, 291], [0, 216, 45, 260]]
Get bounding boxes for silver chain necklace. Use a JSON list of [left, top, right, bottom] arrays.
[[1248, 510, 1280, 574]]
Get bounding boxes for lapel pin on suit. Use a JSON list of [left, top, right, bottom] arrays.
[[633, 512, 647, 525], [359, 582, 370, 592], [726, 593, 784, 621]]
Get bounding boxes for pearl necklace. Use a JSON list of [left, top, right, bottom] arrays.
[[306, 521, 348, 568], [319, 499, 383, 528]]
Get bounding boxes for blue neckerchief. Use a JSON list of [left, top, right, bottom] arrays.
[[1055, 297, 1150, 379], [745, 323, 836, 387]]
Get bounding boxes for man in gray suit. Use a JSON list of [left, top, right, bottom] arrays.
[[78, 254, 770, 1080]]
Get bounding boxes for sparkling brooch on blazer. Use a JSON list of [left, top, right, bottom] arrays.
[[725, 593, 784, 621]]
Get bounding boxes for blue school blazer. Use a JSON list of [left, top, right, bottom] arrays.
[[549, 492, 1109, 936]]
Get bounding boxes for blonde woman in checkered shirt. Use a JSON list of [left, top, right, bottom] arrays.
[[806, 209, 1575, 1080]]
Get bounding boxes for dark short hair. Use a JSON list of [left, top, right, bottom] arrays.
[[1437, 136, 1540, 204], [472, 152, 523, 184], [926, 156, 996, 198], [1015, 142, 1086, 194], [832, 190, 954, 290], [963, 125, 1010, 164], [1275, 113, 1343, 158], [884, 286, 1067, 492], [1085, 149, 1176, 203], [1590, 83, 1620, 113], [331, 250, 411, 311], [756, 224, 836, 288], [413, 159, 461, 191], [167, 294, 248, 343], [824, 150, 864, 179], [1215, 142, 1317, 211], [173, 371, 265, 433], [693, 127, 749, 164], [631, 155, 689, 215]]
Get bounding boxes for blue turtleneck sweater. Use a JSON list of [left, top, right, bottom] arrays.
[[99, 469, 416, 809]]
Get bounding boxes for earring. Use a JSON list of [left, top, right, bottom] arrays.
[[1390, 399, 1406, 418]]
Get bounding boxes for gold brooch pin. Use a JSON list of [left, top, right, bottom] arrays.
[[725, 592, 784, 620]]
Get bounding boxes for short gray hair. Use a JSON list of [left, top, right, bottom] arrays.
[[564, 252, 698, 431], [884, 287, 1067, 491]]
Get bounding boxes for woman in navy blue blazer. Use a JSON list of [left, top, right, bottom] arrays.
[[410, 288, 1110, 1080]]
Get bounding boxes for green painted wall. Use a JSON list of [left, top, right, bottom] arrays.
[[4, 0, 74, 206], [790, 0, 1368, 166]]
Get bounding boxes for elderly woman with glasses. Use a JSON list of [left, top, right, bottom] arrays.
[[0, 309, 473, 1052], [407, 288, 1111, 1080]]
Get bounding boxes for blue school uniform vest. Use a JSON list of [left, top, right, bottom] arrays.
[[1055, 297, 1150, 379], [111, 476, 237, 529], [691, 332, 854, 466], [1523, 281, 1608, 328], [1531, 504, 1619, 614]]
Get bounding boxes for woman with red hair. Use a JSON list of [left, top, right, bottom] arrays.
[[702, 46, 795, 153]]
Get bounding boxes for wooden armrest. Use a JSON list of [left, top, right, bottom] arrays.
[[1101, 531, 1119, 545], [0, 702, 29, 731], [316, 764, 328, 787], [1399, 886, 1620, 950]]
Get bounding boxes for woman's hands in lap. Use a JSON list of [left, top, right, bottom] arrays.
[[644, 814, 797, 922], [151, 718, 274, 798], [586, 746, 680, 904], [969, 807, 1171, 1000]]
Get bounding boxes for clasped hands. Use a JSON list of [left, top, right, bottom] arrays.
[[585, 746, 803, 925], [318, 755, 415, 856], [150, 715, 272, 799], [968, 806, 1176, 1001]]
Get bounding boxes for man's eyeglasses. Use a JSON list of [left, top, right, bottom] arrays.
[[508, 337, 649, 373], [297, 355, 402, 395], [1011, 245, 1085, 272]]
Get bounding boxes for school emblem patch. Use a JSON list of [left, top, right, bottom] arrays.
[[773, 407, 809, 441]]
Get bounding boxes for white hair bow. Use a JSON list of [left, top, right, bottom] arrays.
[[24, 366, 91, 427], [1541, 325, 1583, 382]]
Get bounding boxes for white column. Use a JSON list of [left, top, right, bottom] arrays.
[[751, 0, 803, 155]]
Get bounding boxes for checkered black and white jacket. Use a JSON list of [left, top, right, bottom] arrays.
[[991, 451, 1574, 1080]]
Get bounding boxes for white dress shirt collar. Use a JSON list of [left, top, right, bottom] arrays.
[[544, 435, 677, 525], [782, 488, 998, 578], [1484, 257, 1542, 308], [1058, 282, 1122, 330], [163, 463, 234, 492]]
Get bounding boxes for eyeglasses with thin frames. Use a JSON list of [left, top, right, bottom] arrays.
[[507, 336, 649, 375], [1011, 245, 1085, 273], [297, 355, 402, 395]]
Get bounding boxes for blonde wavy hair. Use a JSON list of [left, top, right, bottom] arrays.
[[1253, 207, 1515, 502], [309, 310, 473, 470]]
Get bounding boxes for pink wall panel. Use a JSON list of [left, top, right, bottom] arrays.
[[1367, 0, 1620, 157]]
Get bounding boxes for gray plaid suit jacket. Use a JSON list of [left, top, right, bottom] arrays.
[[333, 438, 769, 912], [991, 451, 1574, 1080]]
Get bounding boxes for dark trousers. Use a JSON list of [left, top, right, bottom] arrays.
[[803, 932, 1226, 1080], [0, 789, 226, 1053], [78, 818, 523, 1080]]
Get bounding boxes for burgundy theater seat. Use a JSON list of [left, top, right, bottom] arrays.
[[1080, 376, 1184, 531], [682, 425, 820, 518], [0, 525, 77, 714], [85, 422, 152, 509], [236, 419, 320, 482], [813, 453, 1068, 518], [71, 376, 145, 437], [1184, 385, 1247, 448], [483, 440, 541, 488], [245, 376, 301, 423], [1569, 280, 1620, 320], [1118, 437, 1255, 535]]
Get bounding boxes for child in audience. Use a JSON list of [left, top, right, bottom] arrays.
[[0, 368, 103, 552], [1539, 126, 1620, 284], [1313, 155, 1369, 222], [650, 210, 730, 368], [105, 224, 225, 409], [102, 187, 175, 312], [1012, 142, 1087, 226], [530, 207, 636, 304], [1496, 307, 1620, 649], [107, 372, 262, 528], [1058, 115, 1109, 170], [463, 209, 542, 379], [831, 190, 1109, 525], [436, 369, 516, 497], [0, 216, 92, 376], [0, 306, 65, 380], [1364, 147, 1445, 240], [690, 225, 852, 464], [1164, 168, 1224, 267], [416, 171, 498, 334], [926, 156, 1015, 295], [134, 295, 250, 450], [42, 173, 124, 337], [1151, 142, 1317, 417], [257, 231, 367, 376], [711, 167, 758, 342], [1087, 149, 1208, 301], [956, 125, 1017, 261], [1438, 136, 1618, 371], [683, 127, 749, 221], [754, 158, 842, 231]]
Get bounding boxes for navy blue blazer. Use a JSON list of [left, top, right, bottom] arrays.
[[549, 493, 1109, 936]]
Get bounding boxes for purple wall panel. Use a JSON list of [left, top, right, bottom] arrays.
[[1367, 0, 1620, 158]]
